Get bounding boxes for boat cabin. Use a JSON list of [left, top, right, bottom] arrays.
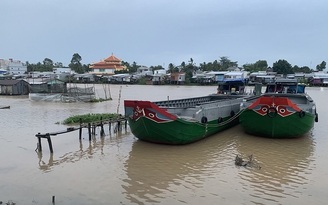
[[265, 78, 305, 94], [217, 78, 246, 95]]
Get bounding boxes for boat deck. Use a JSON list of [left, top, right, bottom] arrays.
[[157, 96, 246, 121], [154, 94, 248, 108]]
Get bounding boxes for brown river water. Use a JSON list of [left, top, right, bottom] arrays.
[[0, 84, 327, 205]]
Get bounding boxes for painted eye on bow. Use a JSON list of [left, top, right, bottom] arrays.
[[253, 105, 270, 116], [279, 107, 286, 113], [262, 107, 268, 112], [276, 105, 295, 117]]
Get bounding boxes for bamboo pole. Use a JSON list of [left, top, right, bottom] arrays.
[[79, 118, 82, 140]]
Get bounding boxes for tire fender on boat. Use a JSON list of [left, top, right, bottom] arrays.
[[299, 110, 305, 118], [201, 116, 208, 124], [267, 107, 277, 118], [230, 110, 235, 117], [315, 113, 319, 122], [218, 117, 223, 123]]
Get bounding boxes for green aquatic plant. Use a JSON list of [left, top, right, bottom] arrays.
[[63, 113, 121, 125]]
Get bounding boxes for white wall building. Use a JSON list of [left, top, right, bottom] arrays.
[[0, 59, 9, 70], [8, 58, 27, 74], [224, 71, 248, 79], [154, 69, 166, 75], [137, 66, 153, 75], [53, 67, 72, 74]]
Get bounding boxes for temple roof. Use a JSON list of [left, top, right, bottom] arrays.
[[103, 53, 121, 62], [90, 53, 125, 69]]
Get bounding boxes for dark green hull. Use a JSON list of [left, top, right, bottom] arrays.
[[239, 79, 318, 138], [239, 109, 315, 138], [128, 115, 239, 144]]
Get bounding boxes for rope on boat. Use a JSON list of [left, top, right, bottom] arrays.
[[204, 108, 246, 128]]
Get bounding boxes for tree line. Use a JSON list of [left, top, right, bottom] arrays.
[[26, 53, 90, 74], [25, 53, 326, 77]]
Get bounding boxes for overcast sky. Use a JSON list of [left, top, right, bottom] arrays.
[[1, 0, 327, 70]]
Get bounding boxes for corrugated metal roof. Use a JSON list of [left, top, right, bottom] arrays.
[[0, 80, 22, 85]]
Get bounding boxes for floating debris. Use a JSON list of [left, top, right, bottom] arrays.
[[235, 154, 261, 169], [5, 200, 16, 205]]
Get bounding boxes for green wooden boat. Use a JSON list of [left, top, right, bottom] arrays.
[[239, 79, 318, 138], [125, 95, 246, 144], [124, 78, 255, 145]]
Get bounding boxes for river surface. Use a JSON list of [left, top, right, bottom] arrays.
[[0, 84, 327, 205]]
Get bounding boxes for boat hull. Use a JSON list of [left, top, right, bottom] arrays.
[[239, 109, 315, 138], [127, 115, 239, 144], [239, 96, 316, 138], [125, 97, 243, 145]]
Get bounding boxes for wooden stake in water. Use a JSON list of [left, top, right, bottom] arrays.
[[117, 86, 122, 114], [79, 118, 82, 140]]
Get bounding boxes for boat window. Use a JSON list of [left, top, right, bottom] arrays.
[[276, 85, 283, 93], [286, 86, 297, 93], [297, 85, 305, 93]]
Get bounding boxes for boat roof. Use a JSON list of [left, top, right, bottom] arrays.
[[207, 71, 228, 75], [256, 75, 275, 78], [223, 78, 246, 82], [271, 78, 297, 84]]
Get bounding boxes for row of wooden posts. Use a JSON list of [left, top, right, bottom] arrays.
[[35, 117, 128, 153]]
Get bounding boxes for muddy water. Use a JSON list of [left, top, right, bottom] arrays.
[[0, 84, 327, 204]]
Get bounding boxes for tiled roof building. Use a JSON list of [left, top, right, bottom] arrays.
[[89, 53, 127, 75]]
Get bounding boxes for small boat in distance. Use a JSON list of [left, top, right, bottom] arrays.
[[217, 78, 247, 95], [0, 106, 10, 109], [239, 78, 318, 138], [124, 79, 257, 145]]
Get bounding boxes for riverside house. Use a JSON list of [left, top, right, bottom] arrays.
[[0, 79, 29, 95]]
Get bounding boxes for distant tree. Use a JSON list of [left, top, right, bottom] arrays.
[[316, 61, 326, 71], [43, 58, 53, 66], [272, 59, 293, 76], [82, 64, 91, 73], [42, 58, 54, 71], [188, 58, 195, 66], [242, 63, 253, 72], [292, 65, 300, 73], [26, 61, 33, 73], [69, 53, 83, 73], [180, 61, 186, 71], [243, 60, 268, 72], [54, 62, 63, 68], [292, 65, 312, 73], [219, 56, 238, 70], [299, 66, 312, 73], [186, 58, 196, 71], [184, 58, 197, 83], [254, 60, 268, 71], [167, 63, 175, 73], [199, 62, 207, 71], [131, 61, 138, 73], [213, 60, 220, 71], [71, 53, 82, 64], [122, 61, 132, 73]]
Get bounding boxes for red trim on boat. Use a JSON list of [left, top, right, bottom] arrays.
[[125, 100, 177, 121], [248, 96, 301, 112]]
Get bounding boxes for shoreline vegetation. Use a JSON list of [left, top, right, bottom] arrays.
[[61, 113, 121, 125]]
